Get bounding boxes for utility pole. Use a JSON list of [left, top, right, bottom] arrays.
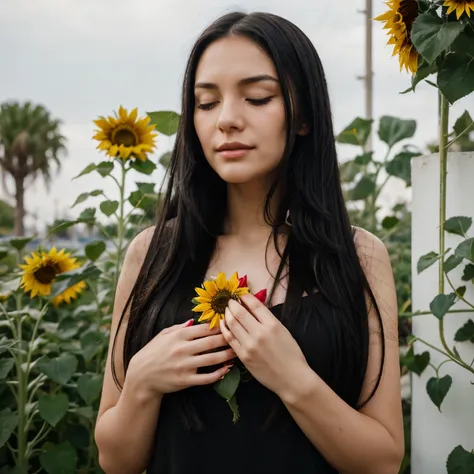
[[358, 0, 374, 152]]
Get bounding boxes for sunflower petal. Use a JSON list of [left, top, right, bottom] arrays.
[[198, 310, 216, 322], [203, 280, 218, 297], [195, 287, 211, 298], [216, 272, 228, 290], [192, 303, 212, 313]]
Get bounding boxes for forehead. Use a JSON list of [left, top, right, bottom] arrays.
[[195, 35, 278, 84]]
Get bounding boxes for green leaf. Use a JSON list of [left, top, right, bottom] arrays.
[[0, 408, 18, 448], [438, 53, 474, 104], [80, 331, 103, 362], [426, 375, 452, 411], [456, 286, 467, 298], [0, 358, 14, 379], [74, 406, 94, 420], [445, 216, 472, 237], [336, 117, 373, 147], [38, 393, 69, 426], [213, 365, 241, 401], [159, 151, 172, 168], [412, 58, 439, 91], [447, 445, 474, 474], [96, 161, 114, 177], [411, 13, 466, 64], [99, 200, 119, 217], [52, 262, 100, 298], [454, 319, 474, 343], [349, 175, 376, 201], [40, 441, 78, 474], [7, 237, 34, 251], [37, 353, 78, 385], [78, 207, 96, 222], [57, 318, 79, 340], [137, 182, 155, 194], [444, 254, 464, 273], [77, 373, 103, 405], [453, 110, 474, 137], [72, 190, 102, 207], [73, 163, 96, 180], [382, 216, 399, 230], [339, 160, 360, 183], [450, 24, 474, 55], [455, 238, 474, 263], [48, 220, 78, 235], [354, 152, 373, 165], [462, 264, 474, 281], [430, 293, 456, 320], [417, 251, 440, 273], [403, 346, 430, 376], [378, 116, 416, 148], [386, 151, 421, 186], [147, 110, 180, 136], [85, 240, 106, 261], [130, 158, 157, 175]]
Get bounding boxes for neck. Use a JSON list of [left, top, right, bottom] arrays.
[[224, 179, 280, 241]]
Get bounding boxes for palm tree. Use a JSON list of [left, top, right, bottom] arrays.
[[0, 101, 66, 236]]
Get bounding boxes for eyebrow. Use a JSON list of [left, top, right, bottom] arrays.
[[194, 74, 279, 89]]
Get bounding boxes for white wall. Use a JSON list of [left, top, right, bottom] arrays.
[[411, 152, 474, 474]]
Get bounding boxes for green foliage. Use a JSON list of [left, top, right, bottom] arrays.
[[0, 107, 178, 473], [407, 9, 474, 104]]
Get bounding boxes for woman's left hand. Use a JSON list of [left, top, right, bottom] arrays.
[[220, 293, 310, 400]]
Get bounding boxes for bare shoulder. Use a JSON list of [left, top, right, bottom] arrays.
[[352, 226, 398, 339]]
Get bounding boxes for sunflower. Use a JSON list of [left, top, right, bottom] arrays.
[[444, 0, 474, 18], [374, 0, 420, 74], [93, 106, 158, 161], [19, 247, 86, 306], [192, 272, 250, 329]]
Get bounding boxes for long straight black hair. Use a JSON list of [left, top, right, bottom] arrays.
[[112, 11, 385, 429]]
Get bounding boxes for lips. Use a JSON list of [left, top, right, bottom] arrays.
[[216, 142, 254, 152]]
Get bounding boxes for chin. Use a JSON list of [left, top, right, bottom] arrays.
[[208, 157, 276, 184]]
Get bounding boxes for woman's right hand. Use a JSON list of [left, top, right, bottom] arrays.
[[127, 320, 235, 397]]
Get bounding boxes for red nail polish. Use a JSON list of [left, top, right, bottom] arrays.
[[184, 319, 194, 327]]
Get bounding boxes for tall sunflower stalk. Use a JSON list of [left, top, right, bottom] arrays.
[[375, 0, 474, 469], [1, 243, 87, 472], [92, 106, 158, 298]]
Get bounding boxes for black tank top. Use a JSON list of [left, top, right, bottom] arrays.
[[148, 292, 360, 473]]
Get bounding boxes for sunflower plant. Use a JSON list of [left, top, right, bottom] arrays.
[[0, 106, 181, 473], [192, 272, 267, 422], [375, 0, 474, 471]]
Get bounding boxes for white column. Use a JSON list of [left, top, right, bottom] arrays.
[[411, 152, 474, 473]]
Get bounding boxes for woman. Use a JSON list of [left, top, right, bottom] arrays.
[[95, 11, 404, 474]]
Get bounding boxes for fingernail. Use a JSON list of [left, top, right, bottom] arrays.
[[184, 319, 194, 327]]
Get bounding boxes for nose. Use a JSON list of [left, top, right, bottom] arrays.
[[216, 99, 244, 133]]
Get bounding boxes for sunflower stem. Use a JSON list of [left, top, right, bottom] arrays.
[[437, 93, 459, 364], [14, 272, 28, 473], [113, 161, 127, 300]]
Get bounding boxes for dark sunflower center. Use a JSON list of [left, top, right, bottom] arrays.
[[112, 127, 138, 147], [399, 0, 418, 40], [211, 290, 232, 314], [34, 264, 58, 284]]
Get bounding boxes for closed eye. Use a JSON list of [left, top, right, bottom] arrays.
[[196, 96, 274, 111], [247, 96, 274, 106]]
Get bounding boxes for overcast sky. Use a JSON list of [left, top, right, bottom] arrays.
[[1, 0, 472, 232]]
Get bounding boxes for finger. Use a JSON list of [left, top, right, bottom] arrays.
[[239, 293, 273, 323], [190, 364, 233, 386], [181, 321, 222, 340], [225, 304, 251, 340], [187, 333, 229, 354], [159, 319, 194, 336], [193, 347, 236, 368], [220, 317, 241, 351]]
